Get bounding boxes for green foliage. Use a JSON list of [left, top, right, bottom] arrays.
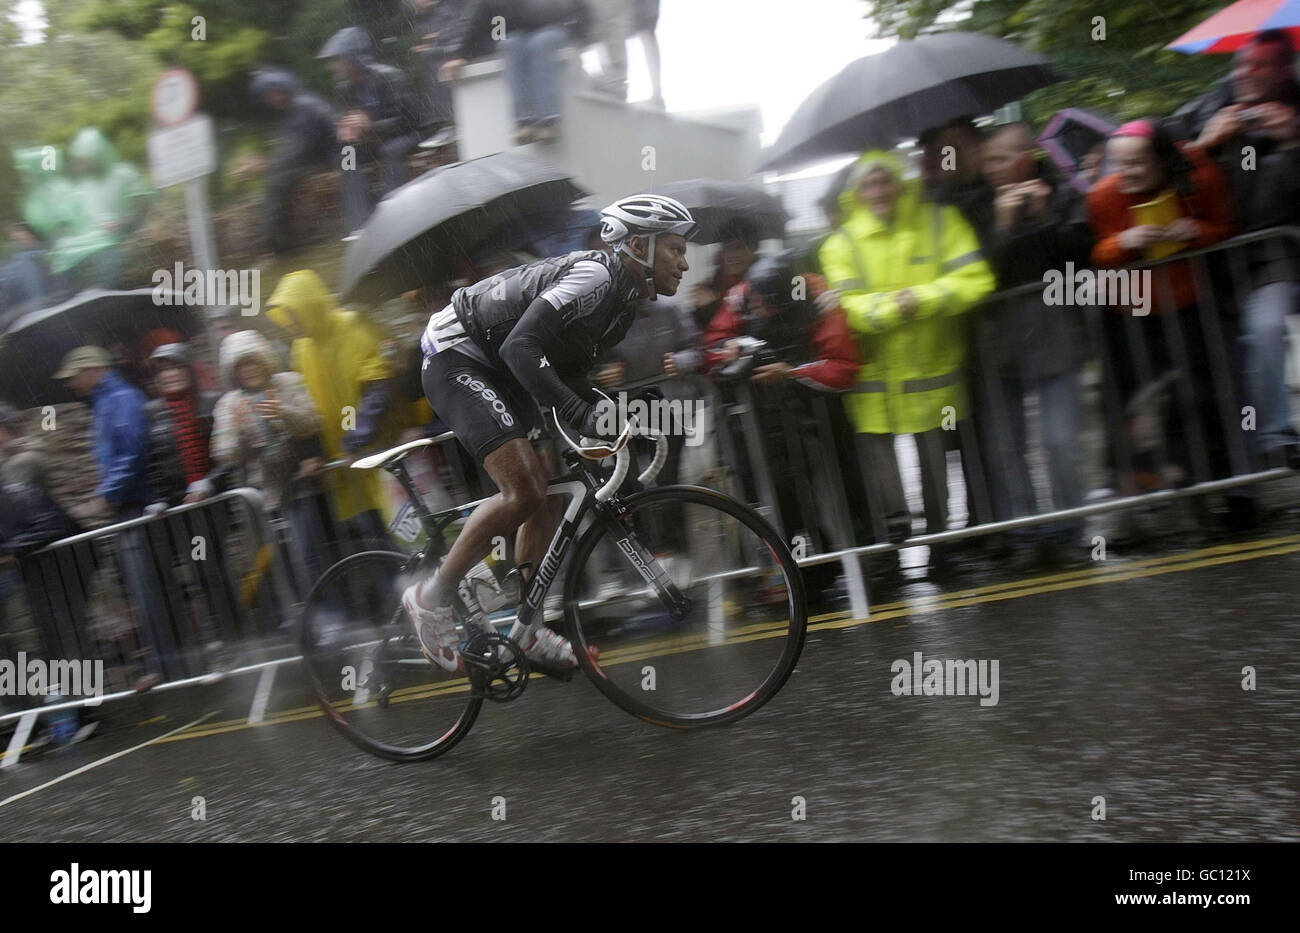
[[0, 0, 424, 226], [0, 30, 161, 222], [862, 0, 1235, 125]]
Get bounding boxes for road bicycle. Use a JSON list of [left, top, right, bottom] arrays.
[[299, 398, 807, 761]]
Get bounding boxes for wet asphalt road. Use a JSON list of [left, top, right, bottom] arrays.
[[3, 526, 1298, 842]]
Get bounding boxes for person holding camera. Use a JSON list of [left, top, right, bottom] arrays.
[[703, 249, 863, 572], [1173, 28, 1300, 472], [975, 123, 1094, 566]]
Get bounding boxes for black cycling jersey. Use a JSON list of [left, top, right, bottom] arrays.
[[422, 249, 645, 432]]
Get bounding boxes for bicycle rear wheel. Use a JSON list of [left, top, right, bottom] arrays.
[[300, 550, 481, 762], [564, 485, 806, 728]]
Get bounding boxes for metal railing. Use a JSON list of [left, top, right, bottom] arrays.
[[709, 227, 1300, 617]]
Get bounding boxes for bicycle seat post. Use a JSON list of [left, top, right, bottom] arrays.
[[386, 457, 435, 531]]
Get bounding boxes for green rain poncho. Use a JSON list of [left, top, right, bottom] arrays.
[[13, 145, 73, 241], [47, 128, 151, 276]]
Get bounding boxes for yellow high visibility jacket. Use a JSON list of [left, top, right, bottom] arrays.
[[266, 270, 395, 522], [819, 150, 995, 435]]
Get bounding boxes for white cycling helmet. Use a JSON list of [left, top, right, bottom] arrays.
[[599, 193, 696, 299]]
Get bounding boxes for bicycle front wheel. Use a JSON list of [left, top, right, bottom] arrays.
[[300, 550, 481, 762], [564, 485, 806, 728]]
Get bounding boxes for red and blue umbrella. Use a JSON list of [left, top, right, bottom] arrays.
[[1168, 0, 1300, 54]]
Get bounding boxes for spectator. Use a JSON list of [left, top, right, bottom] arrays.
[[53, 346, 179, 681], [590, 0, 633, 101], [819, 149, 996, 576], [0, 403, 63, 644], [318, 26, 424, 238], [977, 123, 1095, 565], [48, 128, 150, 291], [250, 68, 339, 258], [496, 0, 589, 145], [0, 223, 50, 327], [921, 117, 995, 531], [0, 403, 99, 733], [1174, 29, 1300, 470], [689, 215, 760, 331], [143, 343, 228, 511], [12, 145, 71, 246], [596, 284, 707, 492], [1078, 141, 1107, 191], [634, 0, 663, 109], [1087, 119, 1239, 513], [265, 270, 398, 543], [212, 330, 325, 585], [809, 162, 855, 278], [410, 0, 495, 151], [704, 249, 865, 567], [921, 117, 993, 245]]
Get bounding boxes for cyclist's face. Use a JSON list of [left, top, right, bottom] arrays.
[[651, 234, 689, 296]]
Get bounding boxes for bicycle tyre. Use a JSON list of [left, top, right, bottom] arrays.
[[300, 549, 482, 762], [563, 484, 807, 728]]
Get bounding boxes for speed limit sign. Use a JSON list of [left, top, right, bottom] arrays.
[[151, 68, 200, 127]]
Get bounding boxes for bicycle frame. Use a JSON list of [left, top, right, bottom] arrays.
[[377, 446, 690, 649]]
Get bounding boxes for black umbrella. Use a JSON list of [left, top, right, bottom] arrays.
[[760, 33, 1057, 172], [339, 151, 587, 304], [0, 288, 199, 407], [652, 179, 788, 244]]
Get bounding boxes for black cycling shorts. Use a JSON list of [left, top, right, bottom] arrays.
[[421, 348, 550, 463]]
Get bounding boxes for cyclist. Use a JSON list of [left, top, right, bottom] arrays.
[[404, 193, 696, 674]]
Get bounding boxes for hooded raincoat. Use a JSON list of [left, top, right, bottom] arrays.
[[48, 128, 150, 276], [266, 271, 395, 520], [818, 149, 995, 435], [212, 331, 321, 511], [13, 146, 73, 241]]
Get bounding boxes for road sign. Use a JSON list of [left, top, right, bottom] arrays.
[[151, 68, 200, 127], [147, 114, 216, 189]]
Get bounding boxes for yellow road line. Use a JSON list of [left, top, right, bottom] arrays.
[[145, 533, 1298, 746]]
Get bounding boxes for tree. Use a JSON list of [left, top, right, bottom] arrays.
[[860, 0, 1235, 124]]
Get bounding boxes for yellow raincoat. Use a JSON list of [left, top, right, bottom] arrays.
[[819, 150, 995, 435], [266, 270, 396, 522]]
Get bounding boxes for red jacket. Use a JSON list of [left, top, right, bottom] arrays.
[[703, 273, 859, 391], [1086, 142, 1234, 313]]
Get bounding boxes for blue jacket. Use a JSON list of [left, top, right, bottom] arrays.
[[91, 370, 152, 508]]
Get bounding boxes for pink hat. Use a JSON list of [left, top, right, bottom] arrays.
[[1112, 120, 1156, 140]]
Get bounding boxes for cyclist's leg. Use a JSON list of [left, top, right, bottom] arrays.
[[514, 446, 561, 587], [417, 349, 578, 669], [419, 350, 550, 593], [441, 437, 549, 587]]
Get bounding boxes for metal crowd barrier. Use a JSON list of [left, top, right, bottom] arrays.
[[0, 429, 483, 764], [710, 227, 1299, 618], [0, 487, 294, 765]]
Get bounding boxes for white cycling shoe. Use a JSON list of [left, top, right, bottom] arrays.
[[401, 583, 464, 674], [522, 626, 579, 670]]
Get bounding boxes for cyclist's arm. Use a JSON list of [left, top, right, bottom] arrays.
[[499, 296, 598, 431], [499, 260, 614, 434]]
